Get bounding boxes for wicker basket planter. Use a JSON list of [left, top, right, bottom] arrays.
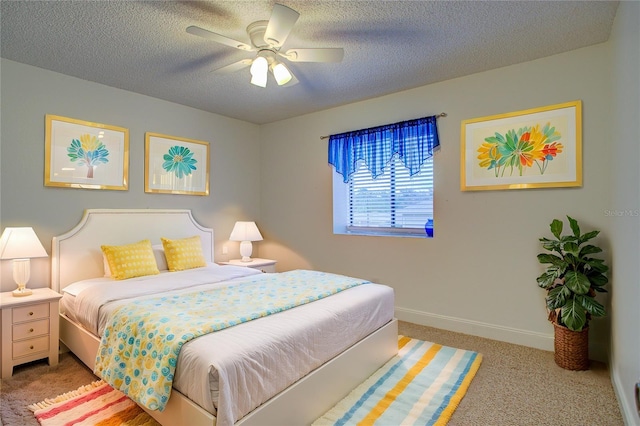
[[553, 322, 589, 370]]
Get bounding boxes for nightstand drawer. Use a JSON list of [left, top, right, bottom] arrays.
[[13, 335, 49, 359], [13, 303, 49, 322], [13, 319, 49, 340]]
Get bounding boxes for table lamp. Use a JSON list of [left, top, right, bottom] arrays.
[[229, 221, 263, 262], [0, 227, 48, 297]]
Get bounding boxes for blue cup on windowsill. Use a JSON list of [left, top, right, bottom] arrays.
[[425, 219, 434, 238]]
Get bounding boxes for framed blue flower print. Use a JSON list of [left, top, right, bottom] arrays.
[[144, 132, 210, 196]]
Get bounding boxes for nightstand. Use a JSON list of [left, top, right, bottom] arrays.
[[0, 287, 62, 378], [220, 258, 277, 273]]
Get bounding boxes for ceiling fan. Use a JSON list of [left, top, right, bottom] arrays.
[[186, 3, 344, 88]]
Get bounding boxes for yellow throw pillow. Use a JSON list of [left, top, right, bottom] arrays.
[[161, 236, 207, 271], [101, 239, 160, 280]]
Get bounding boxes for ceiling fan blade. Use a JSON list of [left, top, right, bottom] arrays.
[[186, 25, 253, 51], [282, 48, 344, 63], [264, 4, 300, 48], [212, 59, 253, 74]]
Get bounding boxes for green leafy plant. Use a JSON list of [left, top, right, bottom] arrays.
[[536, 216, 608, 331]]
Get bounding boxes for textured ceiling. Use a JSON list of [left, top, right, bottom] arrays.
[[1, 1, 619, 125]]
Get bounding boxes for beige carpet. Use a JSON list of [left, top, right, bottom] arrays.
[[1, 350, 96, 426], [1, 321, 623, 426], [399, 321, 623, 426]]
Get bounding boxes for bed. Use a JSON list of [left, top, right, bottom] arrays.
[[52, 209, 398, 426]]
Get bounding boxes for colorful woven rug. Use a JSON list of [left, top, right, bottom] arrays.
[[28, 380, 160, 426], [313, 336, 483, 426]]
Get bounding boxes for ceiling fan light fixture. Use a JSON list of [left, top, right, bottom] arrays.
[[250, 56, 269, 87], [250, 72, 268, 88], [250, 56, 268, 77], [188, 4, 343, 89], [272, 62, 292, 85]]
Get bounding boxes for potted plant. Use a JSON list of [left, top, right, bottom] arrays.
[[536, 216, 609, 370]]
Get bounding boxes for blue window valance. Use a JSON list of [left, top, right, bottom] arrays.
[[328, 116, 440, 183]]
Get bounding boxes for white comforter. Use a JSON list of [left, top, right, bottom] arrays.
[[61, 264, 395, 426]]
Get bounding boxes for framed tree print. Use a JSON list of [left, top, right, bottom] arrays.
[[45, 115, 129, 190], [461, 100, 582, 191], [144, 132, 210, 196]]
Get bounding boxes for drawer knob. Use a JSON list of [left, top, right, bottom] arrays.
[[30, 345, 34, 350], [29, 312, 34, 316], [29, 328, 34, 333]]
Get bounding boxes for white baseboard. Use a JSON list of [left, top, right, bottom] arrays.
[[610, 364, 639, 426], [395, 306, 554, 352]]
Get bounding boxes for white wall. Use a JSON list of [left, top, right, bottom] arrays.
[[259, 43, 614, 362], [609, 1, 640, 424], [0, 59, 262, 290]]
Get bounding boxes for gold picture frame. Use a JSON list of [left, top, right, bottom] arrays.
[[461, 100, 582, 191], [144, 132, 210, 196], [45, 115, 129, 190]]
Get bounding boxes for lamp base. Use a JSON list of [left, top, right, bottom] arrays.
[[12, 287, 32, 297], [12, 259, 33, 297], [239, 241, 253, 262]]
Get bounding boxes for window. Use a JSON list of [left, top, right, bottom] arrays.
[[350, 154, 433, 231], [329, 116, 439, 238], [333, 155, 434, 237]]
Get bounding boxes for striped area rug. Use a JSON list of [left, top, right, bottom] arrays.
[[28, 380, 159, 426], [314, 336, 483, 426]]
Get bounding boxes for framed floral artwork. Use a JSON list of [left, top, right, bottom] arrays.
[[460, 100, 582, 191], [44, 115, 129, 190], [144, 132, 210, 196]]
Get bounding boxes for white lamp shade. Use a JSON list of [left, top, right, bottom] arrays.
[[272, 62, 292, 85], [250, 72, 268, 88], [250, 56, 268, 76], [229, 222, 263, 262], [250, 56, 269, 87], [229, 222, 263, 242], [0, 227, 48, 260], [0, 227, 48, 296]]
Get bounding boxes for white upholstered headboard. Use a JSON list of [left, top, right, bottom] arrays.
[[52, 209, 214, 293]]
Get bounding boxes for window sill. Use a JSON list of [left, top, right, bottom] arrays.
[[336, 228, 433, 238]]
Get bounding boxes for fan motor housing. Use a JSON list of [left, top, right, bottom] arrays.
[[247, 21, 271, 49]]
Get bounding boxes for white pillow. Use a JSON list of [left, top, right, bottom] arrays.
[[103, 244, 167, 277], [64, 277, 113, 296], [152, 244, 169, 271]]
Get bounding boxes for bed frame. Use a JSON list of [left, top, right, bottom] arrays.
[[52, 209, 398, 426]]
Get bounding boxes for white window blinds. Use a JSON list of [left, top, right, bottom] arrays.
[[348, 155, 433, 233]]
